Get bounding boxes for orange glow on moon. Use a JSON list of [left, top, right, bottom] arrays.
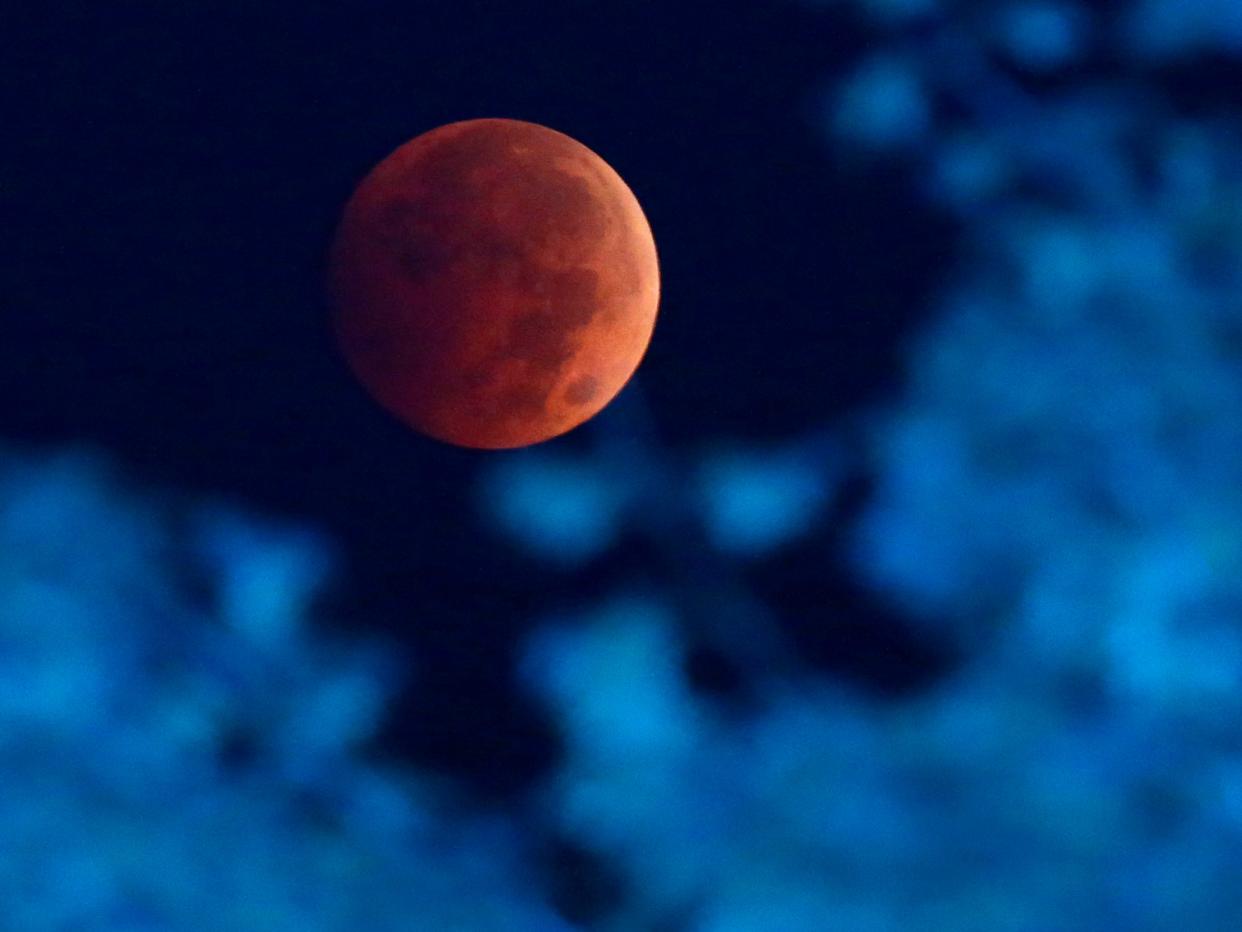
[[329, 118, 660, 449]]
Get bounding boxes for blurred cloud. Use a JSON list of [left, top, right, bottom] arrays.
[[1123, 0, 1242, 58], [0, 446, 566, 930], [992, 2, 1089, 72], [832, 54, 930, 150], [480, 452, 636, 566], [694, 445, 837, 558]]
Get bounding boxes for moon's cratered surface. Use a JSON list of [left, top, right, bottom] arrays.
[[330, 118, 660, 449]]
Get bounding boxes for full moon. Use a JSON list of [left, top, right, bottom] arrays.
[[330, 118, 660, 449]]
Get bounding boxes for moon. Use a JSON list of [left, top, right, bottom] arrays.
[[329, 118, 660, 449]]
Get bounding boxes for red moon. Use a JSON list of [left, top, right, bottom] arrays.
[[329, 118, 660, 449]]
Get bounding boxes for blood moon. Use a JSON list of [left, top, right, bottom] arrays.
[[329, 118, 660, 449]]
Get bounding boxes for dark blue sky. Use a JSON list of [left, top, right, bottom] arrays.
[[3, 1, 953, 798]]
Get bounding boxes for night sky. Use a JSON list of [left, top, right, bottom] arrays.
[[4, 2, 954, 799]]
